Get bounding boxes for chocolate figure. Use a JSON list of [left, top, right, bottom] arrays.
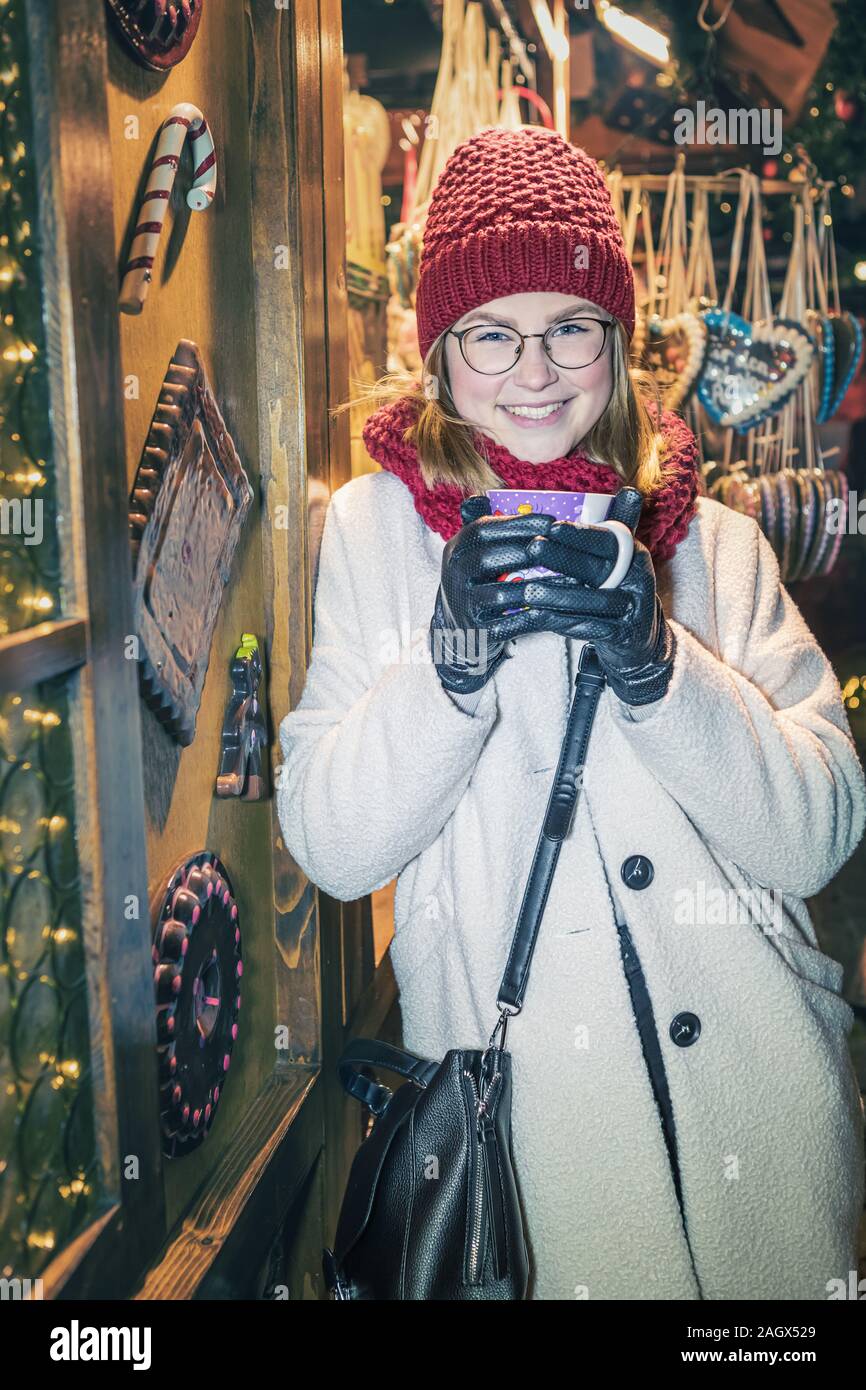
[[216, 633, 268, 800]]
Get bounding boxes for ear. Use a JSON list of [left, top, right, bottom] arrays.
[[606, 487, 643, 534], [460, 494, 493, 525]]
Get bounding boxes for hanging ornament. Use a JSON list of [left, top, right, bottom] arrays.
[[128, 340, 254, 746], [834, 90, 858, 122], [697, 310, 814, 430], [806, 310, 836, 422], [824, 313, 864, 419], [645, 312, 707, 411], [119, 103, 217, 315], [806, 185, 865, 423], [105, 0, 204, 70], [151, 851, 242, 1159]]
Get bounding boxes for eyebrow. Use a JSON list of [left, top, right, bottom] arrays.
[[460, 304, 594, 328]]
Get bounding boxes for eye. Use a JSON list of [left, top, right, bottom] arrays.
[[549, 320, 590, 338], [470, 328, 514, 343]]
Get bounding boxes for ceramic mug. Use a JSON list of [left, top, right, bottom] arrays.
[[484, 490, 634, 609]]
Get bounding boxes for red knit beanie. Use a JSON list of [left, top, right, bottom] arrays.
[[414, 126, 635, 361]]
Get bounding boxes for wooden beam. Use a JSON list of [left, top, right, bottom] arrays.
[[0, 617, 87, 692], [133, 1072, 320, 1299]]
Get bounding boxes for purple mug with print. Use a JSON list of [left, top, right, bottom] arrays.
[[485, 489, 634, 615]]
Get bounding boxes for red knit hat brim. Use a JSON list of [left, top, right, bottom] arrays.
[[416, 221, 636, 357]]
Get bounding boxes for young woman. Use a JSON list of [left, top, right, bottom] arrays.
[[277, 127, 866, 1300]]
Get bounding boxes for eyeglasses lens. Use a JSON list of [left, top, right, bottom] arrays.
[[461, 319, 606, 373]]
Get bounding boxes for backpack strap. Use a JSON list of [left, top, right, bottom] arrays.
[[496, 644, 607, 1013], [337, 1037, 439, 1114], [337, 645, 608, 1090]]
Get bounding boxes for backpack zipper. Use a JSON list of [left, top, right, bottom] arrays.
[[463, 1063, 505, 1284]]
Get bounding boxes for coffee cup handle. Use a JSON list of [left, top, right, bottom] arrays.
[[596, 519, 634, 590]]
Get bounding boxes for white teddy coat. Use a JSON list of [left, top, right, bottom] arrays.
[[277, 467, 866, 1301]]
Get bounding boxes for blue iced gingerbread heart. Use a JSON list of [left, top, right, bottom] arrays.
[[820, 312, 863, 422], [698, 309, 814, 431]]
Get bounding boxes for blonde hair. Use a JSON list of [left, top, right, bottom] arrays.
[[335, 320, 678, 497]]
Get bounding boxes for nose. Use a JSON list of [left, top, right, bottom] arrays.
[[510, 334, 560, 392]]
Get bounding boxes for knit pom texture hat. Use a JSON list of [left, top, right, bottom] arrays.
[[414, 125, 635, 360]]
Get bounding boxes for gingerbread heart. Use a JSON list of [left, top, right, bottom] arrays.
[[645, 312, 707, 410], [822, 312, 864, 421], [805, 310, 830, 421], [697, 310, 814, 431]]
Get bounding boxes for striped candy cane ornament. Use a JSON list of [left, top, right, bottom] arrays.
[[119, 102, 217, 314]]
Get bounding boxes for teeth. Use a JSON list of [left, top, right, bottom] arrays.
[[502, 402, 564, 419]]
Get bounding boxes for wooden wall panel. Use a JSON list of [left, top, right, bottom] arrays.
[[245, 0, 322, 1079], [104, 11, 278, 1229]]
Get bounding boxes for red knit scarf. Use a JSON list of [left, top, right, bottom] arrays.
[[362, 396, 702, 563]]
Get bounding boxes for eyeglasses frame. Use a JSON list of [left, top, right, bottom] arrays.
[[446, 315, 615, 375]]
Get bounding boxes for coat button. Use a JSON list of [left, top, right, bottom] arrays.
[[670, 1012, 701, 1047], [621, 855, 654, 890]]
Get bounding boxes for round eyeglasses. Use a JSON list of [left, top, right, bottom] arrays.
[[447, 316, 613, 375]]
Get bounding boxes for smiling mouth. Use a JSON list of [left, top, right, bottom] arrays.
[[499, 400, 571, 420]]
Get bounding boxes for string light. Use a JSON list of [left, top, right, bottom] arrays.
[[596, 0, 670, 66], [0, 6, 97, 1278]]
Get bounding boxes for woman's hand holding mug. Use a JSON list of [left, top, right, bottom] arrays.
[[521, 487, 677, 707], [430, 486, 676, 706], [429, 496, 563, 694]]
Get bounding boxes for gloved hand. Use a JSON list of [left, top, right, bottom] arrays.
[[430, 495, 561, 694], [520, 487, 677, 707]]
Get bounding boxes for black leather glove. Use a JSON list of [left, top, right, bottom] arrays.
[[520, 487, 677, 707], [430, 495, 562, 694]]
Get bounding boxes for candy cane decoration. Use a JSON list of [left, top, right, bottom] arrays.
[[119, 102, 216, 314]]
